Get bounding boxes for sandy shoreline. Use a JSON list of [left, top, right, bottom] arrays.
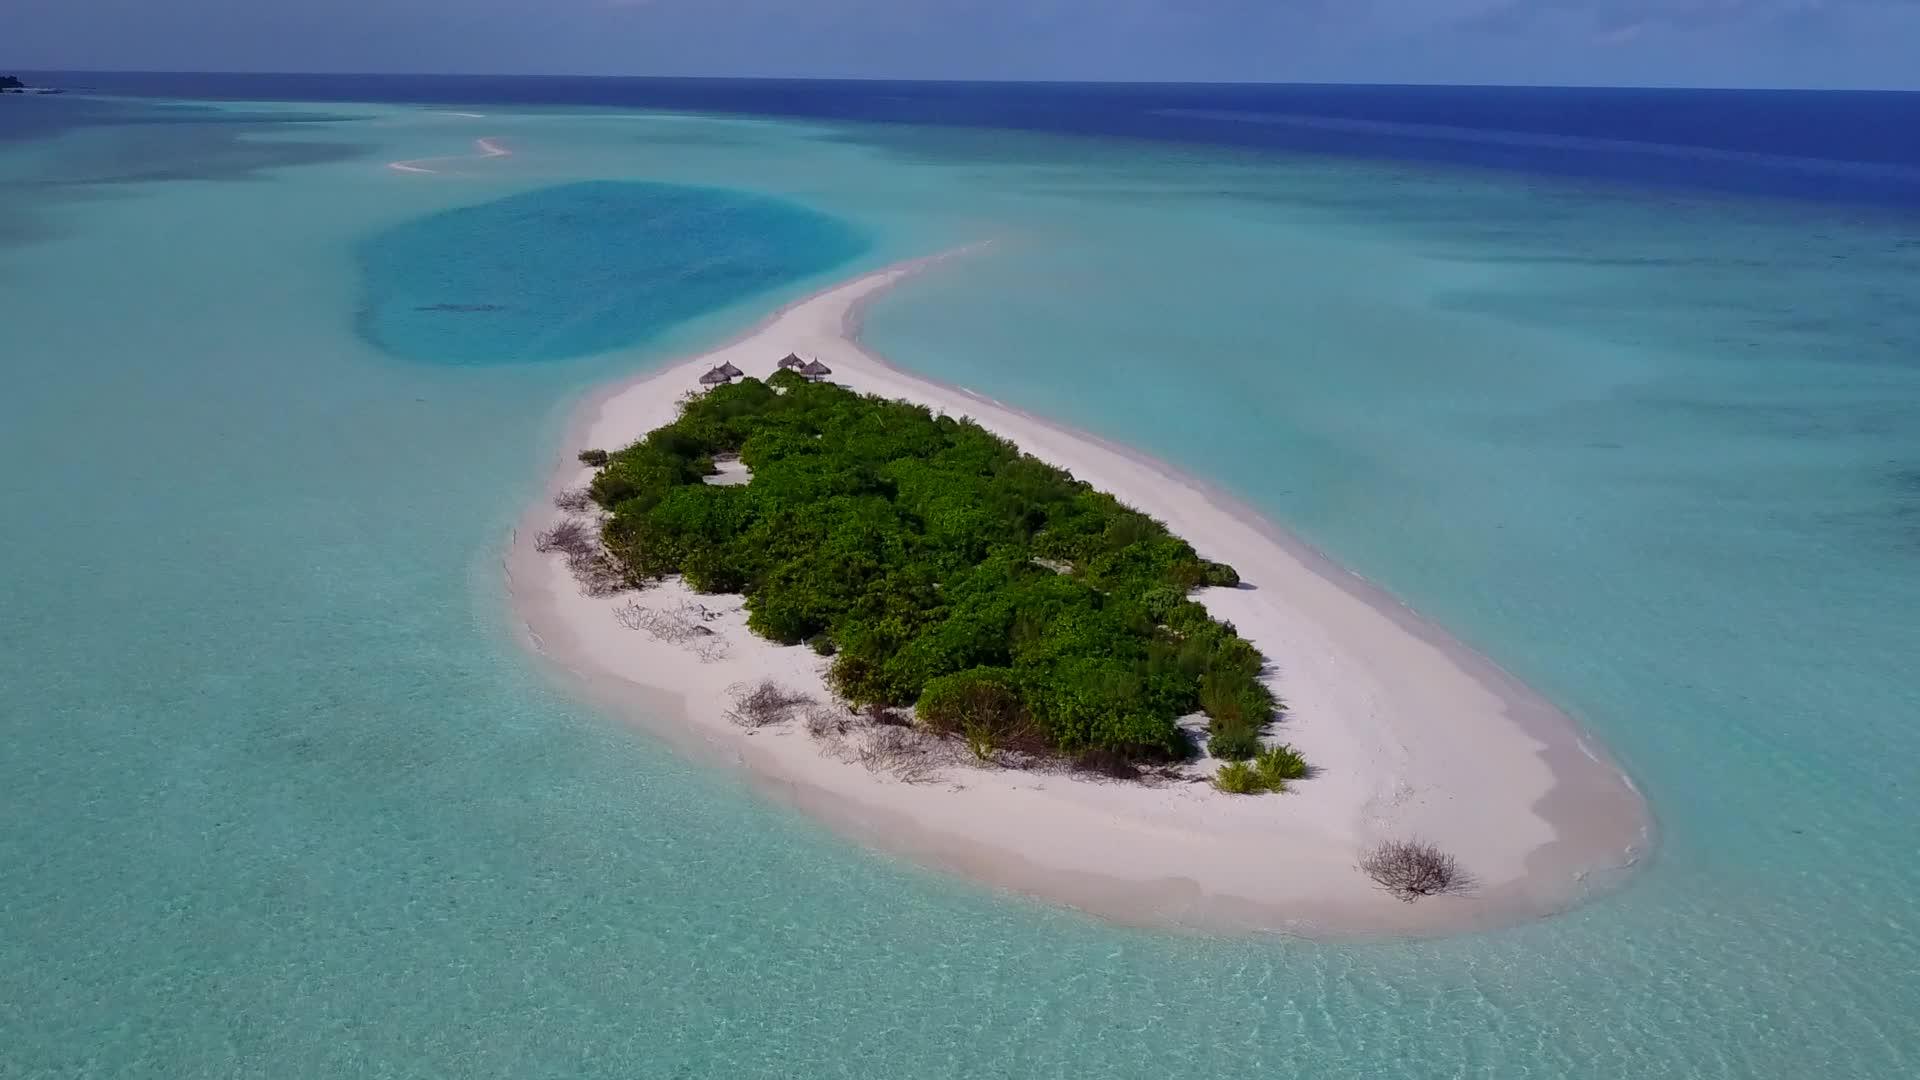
[[505, 257, 1651, 938]]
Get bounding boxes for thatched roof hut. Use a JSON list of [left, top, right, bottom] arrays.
[[717, 361, 744, 378], [776, 353, 805, 370], [799, 359, 833, 380], [698, 366, 732, 387]]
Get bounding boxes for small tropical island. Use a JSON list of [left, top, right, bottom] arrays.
[[509, 261, 1649, 934], [572, 367, 1310, 792]]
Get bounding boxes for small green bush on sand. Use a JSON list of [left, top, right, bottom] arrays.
[[1214, 760, 1264, 795], [1200, 560, 1240, 588], [1254, 743, 1309, 788], [1214, 744, 1309, 795]]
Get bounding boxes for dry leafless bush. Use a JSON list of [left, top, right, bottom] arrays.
[[614, 602, 710, 642], [535, 518, 596, 557], [1359, 839, 1475, 902], [804, 703, 866, 763], [725, 681, 814, 728], [1069, 749, 1145, 782], [804, 702, 857, 741], [853, 725, 943, 783], [531, 516, 631, 598], [614, 600, 731, 659], [568, 551, 630, 597], [553, 487, 594, 513], [678, 599, 722, 623]]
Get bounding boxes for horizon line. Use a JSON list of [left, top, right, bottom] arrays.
[[8, 67, 1919, 96]]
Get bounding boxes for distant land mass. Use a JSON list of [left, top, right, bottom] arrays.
[[0, 74, 60, 95], [0, 75, 59, 95]]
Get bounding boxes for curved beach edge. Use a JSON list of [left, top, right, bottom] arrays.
[[504, 253, 1653, 939]]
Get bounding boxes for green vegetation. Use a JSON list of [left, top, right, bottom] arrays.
[[1214, 743, 1309, 795], [577, 448, 610, 467], [1213, 760, 1265, 795], [587, 372, 1298, 777], [1254, 743, 1309, 787], [1207, 723, 1262, 762]]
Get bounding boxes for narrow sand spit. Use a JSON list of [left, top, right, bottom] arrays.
[[506, 256, 1651, 938], [387, 136, 512, 175]]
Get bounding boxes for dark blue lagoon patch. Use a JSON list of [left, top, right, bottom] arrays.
[[356, 181, 869, 364]]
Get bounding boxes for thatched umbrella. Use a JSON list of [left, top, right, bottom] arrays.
[[698, 366, 732, 387], [717, 361, 744, 378], [776, 353, 805, 370], [799, 359, 833, 380]]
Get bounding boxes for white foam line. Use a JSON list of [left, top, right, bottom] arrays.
[[386, 137, 514, 176]]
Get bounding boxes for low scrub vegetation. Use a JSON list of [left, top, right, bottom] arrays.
[[1213, 737, 1305, 791], [1213, 760, 1265, 794], [1213, 743, 1309, 794], [1254, 743, 1308, 786]]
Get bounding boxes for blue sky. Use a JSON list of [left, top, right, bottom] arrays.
[[8, 0, 1919, 88]]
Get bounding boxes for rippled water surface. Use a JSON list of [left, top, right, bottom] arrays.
[[2, 90, 1916, 1077]]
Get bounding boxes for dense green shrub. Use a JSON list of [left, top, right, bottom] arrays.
[[577, 448, 610, 466], [1139, 584, 1186, 623], [918, 667, 1033, 761], [1200, 560, 1240, 588], [1207, 722, 1262, 762], [580, 376, 1303, 773]]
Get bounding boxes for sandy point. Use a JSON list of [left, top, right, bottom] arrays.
[[388, 136, 512, 175]]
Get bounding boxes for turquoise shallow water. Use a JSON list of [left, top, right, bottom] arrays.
[[2, 99, 1917, 1077], [358, 181, 868, 364]]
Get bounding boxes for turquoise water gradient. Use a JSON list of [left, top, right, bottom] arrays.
[[3, 101, 1917, 1077], [358, 181, 868, 364]]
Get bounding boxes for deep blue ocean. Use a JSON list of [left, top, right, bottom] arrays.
[[21, 71, 1920, 205], [4, 74, 1918, 1078]]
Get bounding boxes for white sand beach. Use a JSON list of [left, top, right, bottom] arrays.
[[505, 258, 1651, 937]]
